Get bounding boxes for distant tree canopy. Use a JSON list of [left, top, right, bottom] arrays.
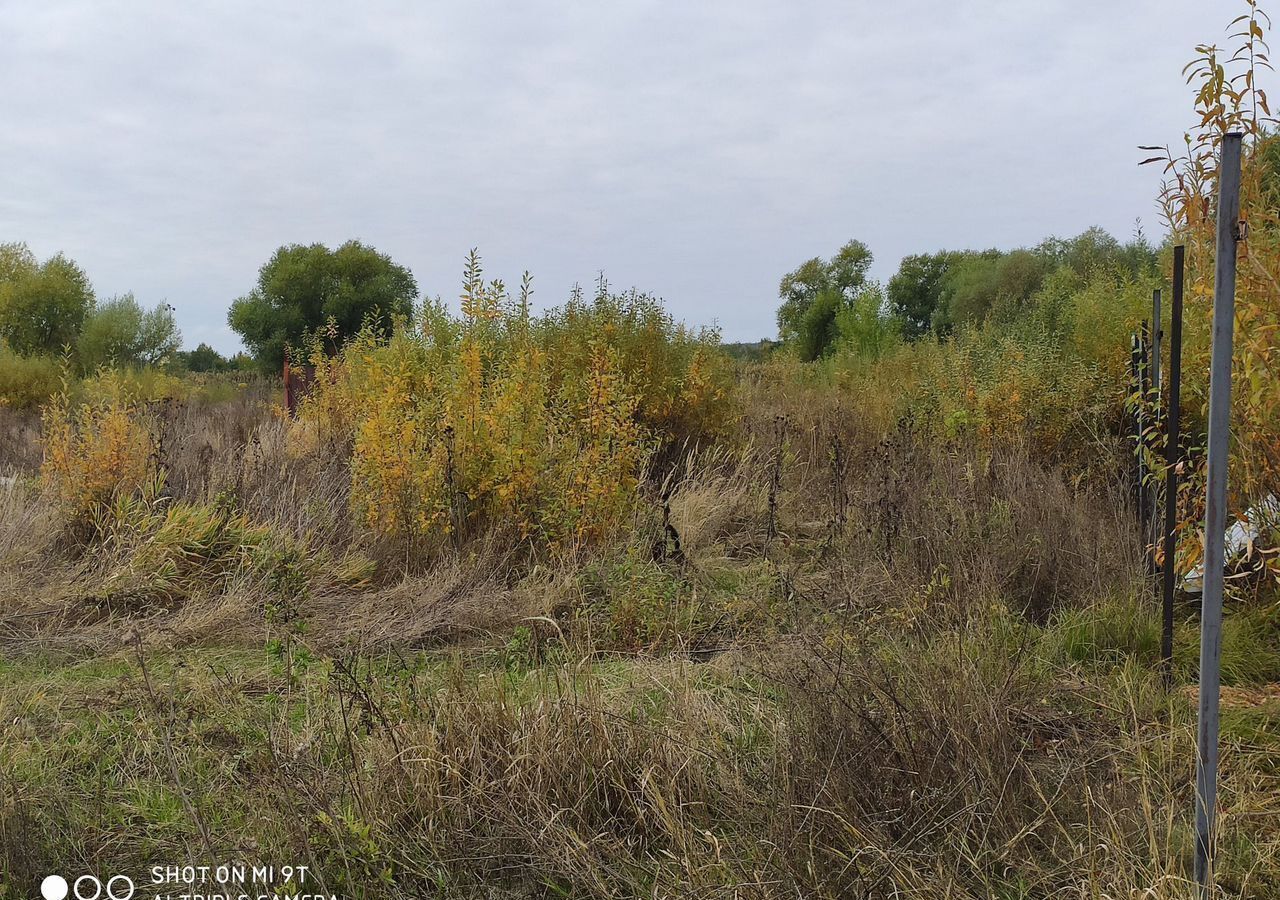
[[887, 251, 964, 340], [775, 227, 1158, 364], [179, 342, 233, 373], [884, 226, 1157, 341], [0, 242, 187, 371], [930, 249, 1052, 335], [835, 282, 900, 358], [228, 240, 418, 370], [776, 240, 874, 361], [721, 338, 781, 362], [0, 242, 95, 354], [77, 294, 181, 371]]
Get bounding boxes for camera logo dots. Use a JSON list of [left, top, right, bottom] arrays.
[[40, 875, 134, 900]]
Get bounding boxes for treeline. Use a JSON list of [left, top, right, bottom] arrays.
[[0, 238, 420, 408], [770, 225, 1158, 362], [0, 241, 252, 372], [740, 223, 1182, 469], [0, 239, 420, 376], [0, 241, 258, 406]]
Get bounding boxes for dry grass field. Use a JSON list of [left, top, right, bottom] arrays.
[[3, 8, 1280, 896], [1, 357, 1277, 898]]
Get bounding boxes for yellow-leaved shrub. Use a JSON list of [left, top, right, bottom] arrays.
[[299, 255, 733, 556], [1147, 5, 1280, 587], [41, 373, 154, 519], [822, 267, 1153, 463]]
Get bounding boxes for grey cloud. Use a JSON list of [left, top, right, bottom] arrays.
[[0, 1, 1239, 351]]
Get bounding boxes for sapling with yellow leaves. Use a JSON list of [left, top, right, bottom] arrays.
[[297, 253, 733, 559]]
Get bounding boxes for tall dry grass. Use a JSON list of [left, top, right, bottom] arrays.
[[0, 356, 1275, 898], [5, 619, 1274, 898]]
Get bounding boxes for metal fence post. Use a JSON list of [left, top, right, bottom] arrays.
[[1130, 334, 1142, 512], [1139, 319, 1152, 567], [1161, 248, 1184, 689], [1195, 131, 1243, 895], [1152, 290, 1163, 399], [1151, 291, 1163, 558], [1131, 333, 1143, 520]]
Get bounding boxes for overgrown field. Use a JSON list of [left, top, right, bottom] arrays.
[[3, 8, 1280, 896], [2, 278, 1278, 897]]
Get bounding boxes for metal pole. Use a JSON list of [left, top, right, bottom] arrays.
[[1161, 250, 1184, 688], [1139, 319, 1151, 553], [1150, 292, 1163, 575], [1195, 131, 1243, 894], [1152, 290, 1162, 400], [1136, 332, 1146, 509]]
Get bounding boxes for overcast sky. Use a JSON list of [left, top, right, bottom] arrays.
[[0, 1, 1248, 353]]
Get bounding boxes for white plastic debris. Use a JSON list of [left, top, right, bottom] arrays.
[[1182, 494, 1279, 594]]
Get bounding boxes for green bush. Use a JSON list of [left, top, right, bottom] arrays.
[[826, 263, 1154, 460], [77, 294, 180, 372], [0, 346, 60, 409], [0, 244, 94, 355]]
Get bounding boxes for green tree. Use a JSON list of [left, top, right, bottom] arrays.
[[776, 239, 873, 360], [835, 282, 900, 358], [0, 245, 94, 354], [796, 287, 843, 362], [886, 228, 1146, 340], [983, 250, 1056, 325], [1047, 226, 1155, 278], [0, 242, 36, 284], [931, 249, 1050, 335], [776, 257, 827, 346], [887, 251, 963, 340], [77, 294, 181, 371], [228, 240, 418, 370], [179, 342, 231, 373]]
